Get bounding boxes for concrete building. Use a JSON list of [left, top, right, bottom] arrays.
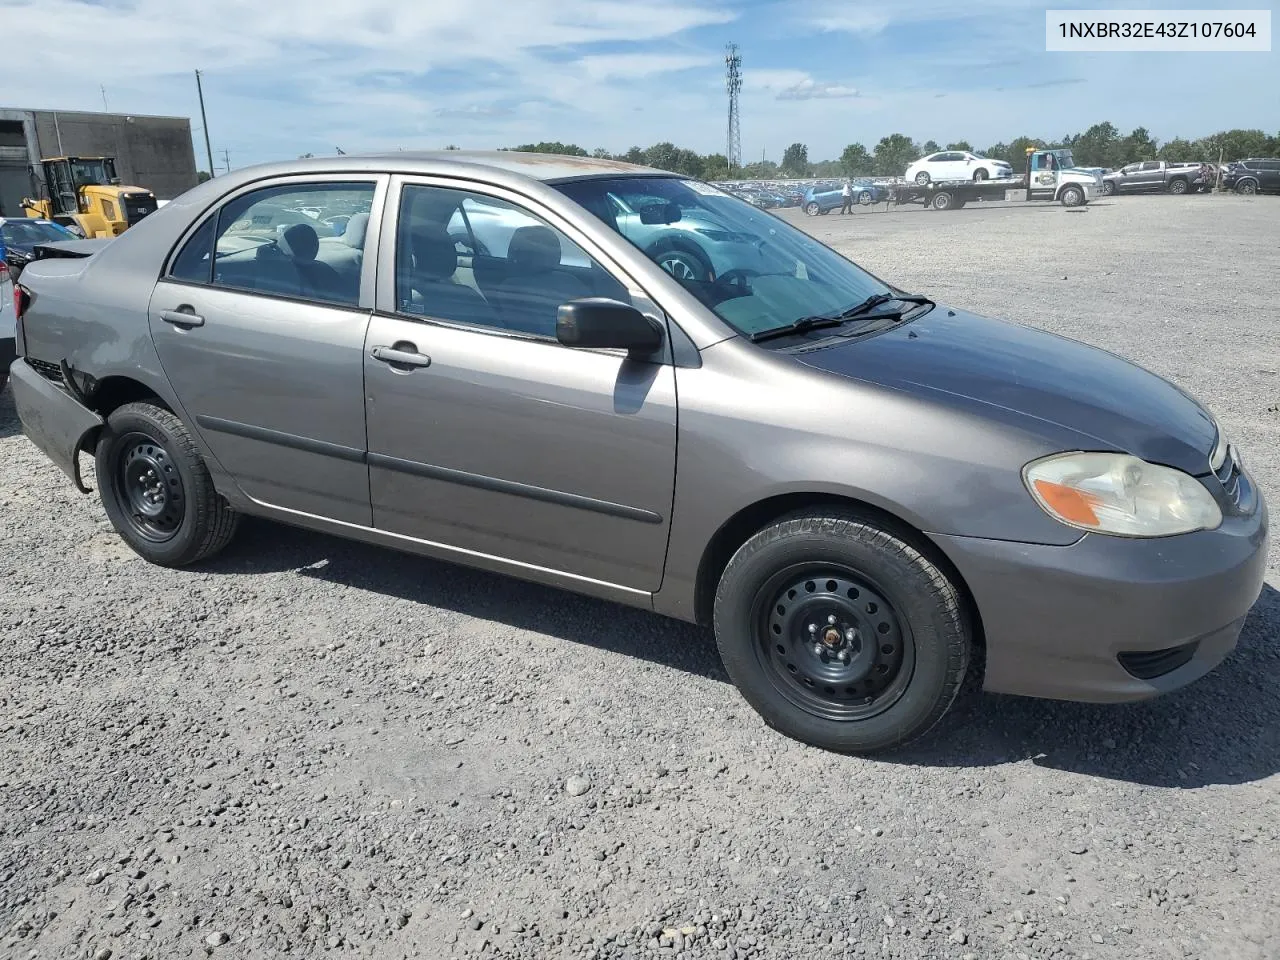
[[0, 107, 199, 217]]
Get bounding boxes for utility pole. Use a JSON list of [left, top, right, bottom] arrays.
[[195, 70, 216, 177], [222, 148, 231, 174], [101, 86, 109, 111]]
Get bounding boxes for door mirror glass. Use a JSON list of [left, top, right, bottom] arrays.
[[556, 298, 664, 354]]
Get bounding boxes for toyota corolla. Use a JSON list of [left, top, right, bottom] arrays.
[[7, 151, 1266, 754]]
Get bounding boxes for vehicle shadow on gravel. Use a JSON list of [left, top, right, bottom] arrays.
[[895, 584, 1280, 788], [211, 517, 730, 683]]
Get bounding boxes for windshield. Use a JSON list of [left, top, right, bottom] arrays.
[[67, 158, 119, 186], [1, 220, 75, 247], [552, 176, 894, 339]]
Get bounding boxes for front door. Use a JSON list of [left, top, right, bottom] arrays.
[[148, 176, 383, 524], [363, 179, 678, 592]]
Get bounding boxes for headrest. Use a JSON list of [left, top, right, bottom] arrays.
[[507, 225, 562, 273], [342, 213, 369, 248], [278, 223, 319, 261], [411, 224, 458, 280]]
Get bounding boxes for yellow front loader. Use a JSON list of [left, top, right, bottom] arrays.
[[20, 156, 159, 239]]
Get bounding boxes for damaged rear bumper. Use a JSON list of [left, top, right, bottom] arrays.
[[9, 358, 103, 492]]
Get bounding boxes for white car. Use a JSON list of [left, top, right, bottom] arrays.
[[905, 150, 1014, 185]]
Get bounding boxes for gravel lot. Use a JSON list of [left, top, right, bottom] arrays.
[[2, 192, 1278, 960]]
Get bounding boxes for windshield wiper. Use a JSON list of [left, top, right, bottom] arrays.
[[841, 291, 934, 318], [747, 292, 934, 343], [748, 315, 847, 342]]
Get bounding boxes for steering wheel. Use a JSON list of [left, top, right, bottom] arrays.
[[713, 268, 759, 294]]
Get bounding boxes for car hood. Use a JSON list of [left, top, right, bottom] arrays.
[[794, 307, 1217, 475]]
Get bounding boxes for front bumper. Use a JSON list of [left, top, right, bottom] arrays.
[[8, 358, 104, 488], [932, 474, 1268, 703]]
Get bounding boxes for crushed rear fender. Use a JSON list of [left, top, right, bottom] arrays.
[[9, 358, 103, 493]]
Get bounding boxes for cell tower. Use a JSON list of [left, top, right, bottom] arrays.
[[725, 43, 742, 170]]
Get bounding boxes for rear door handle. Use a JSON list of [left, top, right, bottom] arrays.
[[371, 345, 432, 368], [160, 307, 205, 328]]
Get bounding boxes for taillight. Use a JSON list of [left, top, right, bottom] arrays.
[[14, 282, 28, 321], [0, 260, 8, 283]]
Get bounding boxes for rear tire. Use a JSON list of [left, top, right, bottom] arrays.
[[931, 191, 954, 210], [95, 401, 240, 567], [805, 201, 821, 216], [712, 509, 972, 754]]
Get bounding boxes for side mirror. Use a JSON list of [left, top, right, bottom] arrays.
[[557, 298, 664, 355], [638, 201, 681, 225]]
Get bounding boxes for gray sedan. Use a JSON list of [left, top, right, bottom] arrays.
[[7, 151, 1267, 754]]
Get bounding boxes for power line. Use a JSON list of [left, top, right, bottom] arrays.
[[725, 43, 742, 171]]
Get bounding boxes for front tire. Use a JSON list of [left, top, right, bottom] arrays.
[[973, 168, 988, 182], [1103, 180, 1116, 196], [712, 510, 971, 754], [1168, 178, 1188, 195], [1060, 185, 1084, 207], [857, 190, 874, 205], [95, 401, 240, 567], [914, 171, 931, 185], [1236, 179, 1258, 196]]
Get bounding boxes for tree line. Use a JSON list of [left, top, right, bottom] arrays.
[[504, 124, 1279, 180]]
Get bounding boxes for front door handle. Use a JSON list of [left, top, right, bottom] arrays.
[[160, 307, 205, 328], [371, 344, 432, 368]]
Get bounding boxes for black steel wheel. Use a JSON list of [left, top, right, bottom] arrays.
[[96, 401, 240, 567], [112, 432, 186, 542], [713, 508, 972, 754], [755, 568, 913, 722]]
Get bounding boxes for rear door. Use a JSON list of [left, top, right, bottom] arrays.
[[363, 177, 678, 593], [1259, 160, 1280, 191], [147, 175, 385, 524]]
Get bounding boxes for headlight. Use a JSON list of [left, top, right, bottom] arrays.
[[1023, 452, 1222, 537]]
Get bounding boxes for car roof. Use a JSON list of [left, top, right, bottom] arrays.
[[217, 150, 675, 185], [0, 217, 60, 226]]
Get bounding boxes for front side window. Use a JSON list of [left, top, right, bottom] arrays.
[[394, 184, 630, 337], [168, 181, 375, 306], [553, 177, 894, 339]]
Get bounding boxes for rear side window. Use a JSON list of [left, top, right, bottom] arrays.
[[170, 217, 215, 284], [167, 181, 375, 308]]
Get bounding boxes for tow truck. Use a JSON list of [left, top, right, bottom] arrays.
[[889, 148, 1104, 210]]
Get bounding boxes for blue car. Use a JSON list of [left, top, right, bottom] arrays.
[[0, 217, 79, 280], [803, 180, 889, 215]]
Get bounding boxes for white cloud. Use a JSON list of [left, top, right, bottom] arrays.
[[579, 53, 718, 81], [802, 0, 1038, 35], [776, 78, 859, 100]]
